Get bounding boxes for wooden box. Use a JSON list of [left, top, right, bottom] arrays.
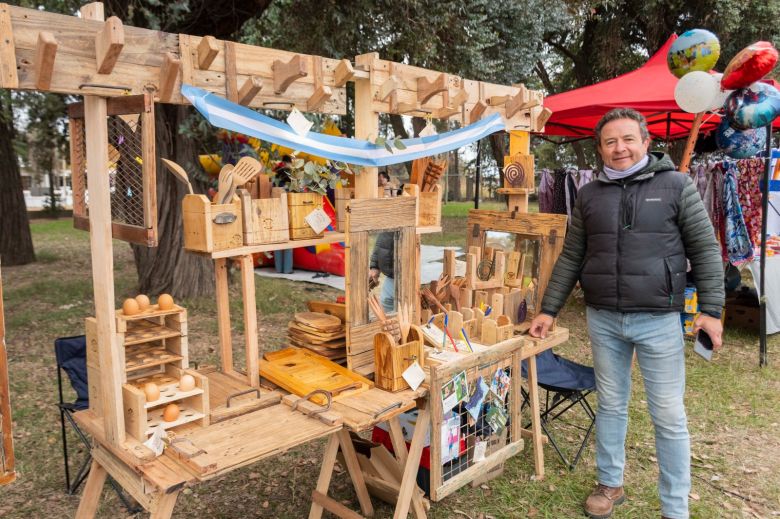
[[419, 184, 442, 227], [182, 194, 244, 253], [122, 364, 210, 441], [239, 189, 289, 245], [334, 186, 354, 232], [374, 325, 425, 392], [481, 315, 513, 345], [287, 192, 324, 240]]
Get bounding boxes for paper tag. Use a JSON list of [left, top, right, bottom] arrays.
[[402, 361, 425, 391], [419, 120, 437, 137], [287, 107, 313, 136], [473, 440, 487, 462], [143, 427, 166, 456], [305, 208, 331, 234]]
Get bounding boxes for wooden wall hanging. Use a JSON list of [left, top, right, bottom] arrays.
[[69, 93, 158, 247], [0, 262, 15, 485]]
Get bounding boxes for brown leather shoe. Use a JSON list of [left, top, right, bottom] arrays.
[[584, 484, 625, 518]]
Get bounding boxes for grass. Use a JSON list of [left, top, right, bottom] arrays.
[[1, 217, 779, 518]]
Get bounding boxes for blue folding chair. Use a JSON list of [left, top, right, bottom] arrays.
[[522, 348, 596, 470], [55, 335, 139, 512]]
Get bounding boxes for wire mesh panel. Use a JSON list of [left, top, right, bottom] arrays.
[[68, 94, 158, 247], [428, 338, 524, 501]]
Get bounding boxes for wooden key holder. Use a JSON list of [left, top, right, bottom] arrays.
[[182, 194, 244, 253], [373, 325, 425, 392]]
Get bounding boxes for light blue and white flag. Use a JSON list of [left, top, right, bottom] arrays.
[[181, 84, 505, 167]]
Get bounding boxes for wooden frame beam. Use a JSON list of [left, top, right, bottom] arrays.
[[95, 16, 124, 74]]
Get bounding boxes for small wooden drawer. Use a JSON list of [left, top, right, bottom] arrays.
[[288, 192, 324, 240], [374, 325, 425, 392], [182, 194, 243, 252], [239, 189, 289, 245]]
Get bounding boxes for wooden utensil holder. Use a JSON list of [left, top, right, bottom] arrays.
[[287, 192, 324, 240], [481, 315, 513, 345], [373, 325, 425, 392], [239, 188, 289, 245], [182, 194, 243, 252], [403, 184, 441, 227]]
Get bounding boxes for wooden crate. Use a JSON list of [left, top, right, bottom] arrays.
[[287, 192, 324, 240], [335, 186, 354, 232], [239, 189, 289, 245], [374, 325, 425, 392], [122, 364, 209, 441], [182, 194, 244, 252]]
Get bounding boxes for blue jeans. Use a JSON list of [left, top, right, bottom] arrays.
[[380, 275, 395, 314], [586, 307, 690, 519], [274, 249, 293, 274]]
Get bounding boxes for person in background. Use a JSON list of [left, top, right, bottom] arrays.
[[370, 172, 396, 312], [529, 108, 724, 519], [272, 156, 294, 274], [378, 170, 392, 197]]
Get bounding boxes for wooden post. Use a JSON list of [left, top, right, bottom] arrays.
[[679, 112, 704, 173], [354, 53, 379, 199], [0, 262, 16, 485], [240, 255, 259, 387], [75, 459, 108, 519], [308, 433, 340, 519], [215, 258, 233, 373], [81, 2, 125, 446], [526, 355, 545, 479]]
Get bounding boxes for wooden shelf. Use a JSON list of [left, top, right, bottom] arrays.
[[497, 187, 535, 195], [126, 373, 204, 408], [210, 231, 346, 259], [115, 304, 186, 323], [417, 225, 442, 234], [125, 344, 183, 372], [123, 320, 181, 346], [145, 404, 205, 436]]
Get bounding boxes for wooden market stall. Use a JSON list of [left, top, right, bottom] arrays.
[[0, 2, 568, 517]]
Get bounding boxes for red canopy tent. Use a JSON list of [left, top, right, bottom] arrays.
[[542, 34, 779, 141]]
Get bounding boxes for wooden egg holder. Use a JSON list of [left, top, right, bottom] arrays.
[[239, 187, 289, 246], [182, 194, 244, 253], [373, 324, 425, 392], [428, 307, 514, 347]]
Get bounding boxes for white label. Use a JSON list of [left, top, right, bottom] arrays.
[[305, 207, 331, 234], [402, 361, 426, 391], [473, 440, 487, 462], [143, 427, 166, 456], [419, 121, 437, 137], [287, 108, 313, 136]]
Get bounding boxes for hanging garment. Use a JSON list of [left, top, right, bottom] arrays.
[[703, 163, 727, 261], [538, 169, 555, 213], [551, 169, 568, 214], [564, 169, 595, 221], [737, 158, 764, 248], [722, 162, 754, 265]]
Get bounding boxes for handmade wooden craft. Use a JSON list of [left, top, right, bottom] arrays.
[[239, 188, 289, 245], [182, 194, 244, 252], [374, 324, 425, 392]]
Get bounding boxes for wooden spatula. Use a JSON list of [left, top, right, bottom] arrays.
[[161, 158, 194, 195], [223, 157, 263, 202], [217, 164, 234, 204]]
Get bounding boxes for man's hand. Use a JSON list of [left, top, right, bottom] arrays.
[[368, 268, 380, 290], [529, 313, 554, 339], [693, 314, 723, 351]]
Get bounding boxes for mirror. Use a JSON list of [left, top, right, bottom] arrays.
[[483, 231, 542, 317], [368, 230, 399, 320]]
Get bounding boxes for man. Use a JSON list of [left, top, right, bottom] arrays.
[[529, 108, 724, 519]]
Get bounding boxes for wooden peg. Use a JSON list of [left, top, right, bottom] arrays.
[[272, 54, 307, 94], [197, 35, 219, 70], [469, 100, 488, 124], [535, 107, 553, 129], [158, 52, 180, 102], [390, 93, 420, 114], [417, 73, 448, 103], [95, 16, 123, 74], [34, 31, 57, 90], [379, 75, 400, 102], [489, 95, 509, 106], [334, 59, 355, 87], [451, 88, 468, 108], [505, 85, 529, 118], [238, 76, 263, 105], [433, 106, 460, 119], [306, 56, 332, 111]]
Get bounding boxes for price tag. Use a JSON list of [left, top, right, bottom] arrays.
[[287, 107, 313, 136], [419, 120, 437, 137], [402, 361, 425, 391], [473, 440, 487, 462], [305, 207, 331, 234], [143, 427, 166, 456]]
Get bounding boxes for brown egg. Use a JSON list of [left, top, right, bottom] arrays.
[[158, 293, 174, 310], [179, 374, 196, 392], [162, 403, 180, 422], [135, 294, 151, 311], [122, 298, 140, 316], [143, 382, 160, 402]]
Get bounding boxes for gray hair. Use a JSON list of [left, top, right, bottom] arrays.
[[594, 108, 650, 144]]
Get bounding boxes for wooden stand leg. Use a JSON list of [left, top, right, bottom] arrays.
[[215, 258, 233, 373], [149, 491, 180, 519], [309, 433, 341, 519], [527, 355, 545, 479], [337, 429, 374, 517], [75, 459, 107, 519], [240, 254, 259, 387], [394, 408, 430, 519], [388, 417, 427, 519]]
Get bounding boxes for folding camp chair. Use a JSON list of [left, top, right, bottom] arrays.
[[55, 335, 139, 512], [521, 348, 596, 470]]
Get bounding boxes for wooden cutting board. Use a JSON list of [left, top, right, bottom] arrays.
[[306, 301, 346, 322], [293, 312, 342, 330], [288, 324, 345, 341], [260, 347, 372, 404]]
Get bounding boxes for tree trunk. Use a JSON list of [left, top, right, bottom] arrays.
[[0, 92, 35, 266], [489, 132, 507, 201], [131, 105, 213, 298]]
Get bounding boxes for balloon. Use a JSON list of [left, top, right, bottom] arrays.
[[674, 71, 720, 113], [725, 82, 780, 129], [722, 41, 779, 90], [715, 119, 767, 158], [667, 29, 721, 78], [708, 73, 734, 111]]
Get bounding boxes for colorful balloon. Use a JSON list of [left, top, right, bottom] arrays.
[[725, 82, 780, 129], [722, 41, 779, 90], [715, 119, 767, 158], [674, 71, 720, 113], [708, 73, 734, 111], [667, 29, 721, 78]]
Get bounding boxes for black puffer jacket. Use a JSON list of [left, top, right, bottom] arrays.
[[370, 232, 394, 279], [541, 152, 724, 318]]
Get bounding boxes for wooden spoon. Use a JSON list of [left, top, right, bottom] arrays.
[[223, 157, 263, 202], [160, 158, 194, 195], [217, 164, 235, 204]]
